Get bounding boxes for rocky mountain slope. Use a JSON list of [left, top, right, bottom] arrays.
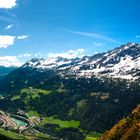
[[100, 104, 140, 140], [23, 42, 140, 80]]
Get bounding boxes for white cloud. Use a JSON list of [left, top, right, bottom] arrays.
[[94, 52, 99, 54], [0, 0, 17, 9], [0, 56, 23, 67], [0, 34, 29, 49], [34, 52, 44, 57], [48, 49, 86, 59], [5, 24, 13, 30], [136, 35, 140, 38], [18, 53, 31, 58], [93, 42, 105, 47], [17, 35, 29, 40], [0, 35, 15, 48]]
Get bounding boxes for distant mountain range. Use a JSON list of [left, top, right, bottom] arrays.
[[23, 42, 140, 80], [0, 66, 16, 77]]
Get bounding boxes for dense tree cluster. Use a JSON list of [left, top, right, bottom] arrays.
[[0, 67, 140, 135]]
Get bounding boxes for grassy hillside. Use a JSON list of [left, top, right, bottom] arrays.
[[100, 105, 140, 140], [8, 76, 140, 133]]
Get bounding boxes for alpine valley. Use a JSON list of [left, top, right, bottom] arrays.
[[0, 42, 140, 140]]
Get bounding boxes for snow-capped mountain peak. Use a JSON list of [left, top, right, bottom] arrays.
[[23, 57, 78, 69], [23, 43, 140, 80]]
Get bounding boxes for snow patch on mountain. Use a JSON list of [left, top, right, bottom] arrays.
[[23, 43, 140, 80]]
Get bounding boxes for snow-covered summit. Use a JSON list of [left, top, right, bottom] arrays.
[[23, 57, 80, 69], [23, 43, 140, 80]]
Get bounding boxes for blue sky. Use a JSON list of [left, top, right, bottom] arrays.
[[0, 0, 140, 66]]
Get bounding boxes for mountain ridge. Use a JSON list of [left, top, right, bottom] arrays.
[[22, 42, 140, 80], [0, 66, 17, 77]]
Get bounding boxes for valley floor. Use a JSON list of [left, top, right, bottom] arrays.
[[0, 109, 101, 140]]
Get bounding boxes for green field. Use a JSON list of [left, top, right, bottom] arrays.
[[0, 128, 51, 140], [41, 116, 80, 128], [85, 132, 101, 140], [0, 128, 30, 140], [21, 88, 52, 97], [85, 137, 98, 140], [27, 110, 39, 117]]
